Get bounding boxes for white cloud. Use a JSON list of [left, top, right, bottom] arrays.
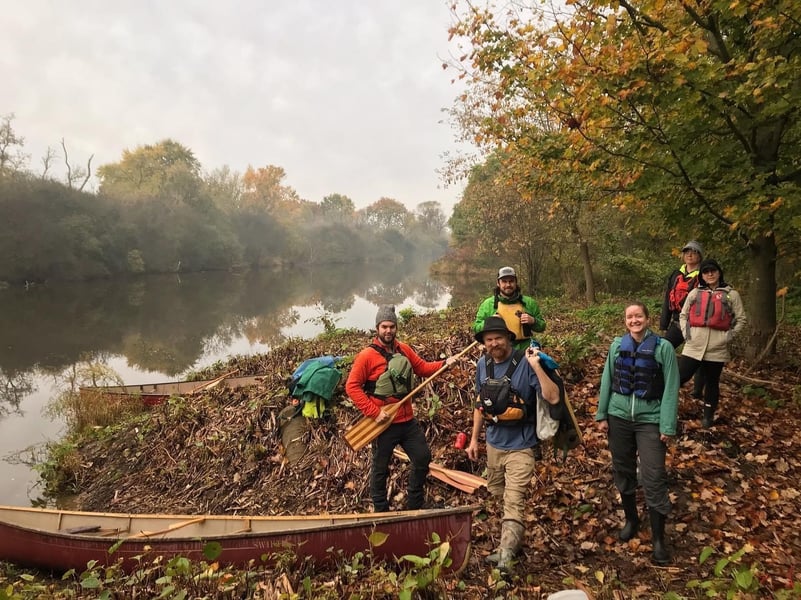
[[2, 0, 469, 212]]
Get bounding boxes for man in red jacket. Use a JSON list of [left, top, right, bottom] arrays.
[[346, 305, 458, 512]]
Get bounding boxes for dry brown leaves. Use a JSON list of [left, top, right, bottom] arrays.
[[65, 304, 801, 598]]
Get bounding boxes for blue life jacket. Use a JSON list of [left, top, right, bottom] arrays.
[[611, 333, 665, 400]]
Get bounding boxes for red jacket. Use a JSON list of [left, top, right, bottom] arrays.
[[345, 338, 445, 423]]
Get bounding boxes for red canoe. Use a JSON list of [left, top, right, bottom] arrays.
[[79, 373, 266, 406], [0, 504, 473, 574]]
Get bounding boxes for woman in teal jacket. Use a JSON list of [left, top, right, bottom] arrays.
[[595, 301, 679, 566]]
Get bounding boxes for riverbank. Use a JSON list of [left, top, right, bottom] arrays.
[[4, 300, 801, 598]]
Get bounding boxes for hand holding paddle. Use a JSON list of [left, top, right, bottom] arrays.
[[344, 341, 478, 451]]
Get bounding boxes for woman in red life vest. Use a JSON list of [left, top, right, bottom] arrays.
[[678, 259, 747, 428]]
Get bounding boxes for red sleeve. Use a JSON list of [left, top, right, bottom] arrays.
[[396, 341, 445, 378], [345, 347, 383, 418]]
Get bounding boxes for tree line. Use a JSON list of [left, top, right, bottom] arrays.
[[0, 116, 449, 284], [438, 0, 801, 357]]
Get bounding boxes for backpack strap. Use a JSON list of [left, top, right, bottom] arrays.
[[486, 349, 525, 380], [369, 343, 394, 361]]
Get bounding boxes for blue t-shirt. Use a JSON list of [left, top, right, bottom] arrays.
[[475, 352, 542, 450]]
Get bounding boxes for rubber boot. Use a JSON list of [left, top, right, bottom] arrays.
[[619, 494, 639, 541], [496, 520, 524, 572], [649, 509, 670, 565], [701, 404, 715, 429]]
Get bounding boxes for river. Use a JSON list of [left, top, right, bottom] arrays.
[[0, 261, 485, 507]]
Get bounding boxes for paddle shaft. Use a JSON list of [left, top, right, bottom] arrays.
[[562, 388, 584, 444], [189, 369, 238, 394], [344, 341, 479, 451]]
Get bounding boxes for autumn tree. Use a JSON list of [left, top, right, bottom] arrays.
[[241, 165, 296, 213], [450, 154, 552, 291], [320, 193, 356, 223], [96, 139, 203, 207], [414, 201, 447, 235], [449, 0, 801, 353], [359, 197, 411, 231], [203, 165, 243, 213]]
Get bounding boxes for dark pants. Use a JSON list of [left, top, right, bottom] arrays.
[[678, 357, 725, 412], [370, 419, 431, 511], [664, 321, 705, 395], [607, 415, 671, 515]]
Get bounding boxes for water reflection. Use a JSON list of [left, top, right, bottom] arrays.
[[0, 259, 450, 384], [0, 259, 490, 505]]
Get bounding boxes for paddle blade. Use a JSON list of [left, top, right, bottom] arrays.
[[344, 401, 405, 451]]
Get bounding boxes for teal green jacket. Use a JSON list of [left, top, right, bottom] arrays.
[[595, 330, 679, 436], [474, 291, 546, 350]]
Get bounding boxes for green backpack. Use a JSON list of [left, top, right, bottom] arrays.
[[365, 344, 413, 399]]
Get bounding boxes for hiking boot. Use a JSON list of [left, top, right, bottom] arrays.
[[490, 520, 524, 572]]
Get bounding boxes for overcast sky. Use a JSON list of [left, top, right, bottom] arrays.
[[2, 1, 472, 214]]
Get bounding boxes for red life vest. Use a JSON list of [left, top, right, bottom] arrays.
[[668, 269, 699, 312], [688, 289, 733, 331]]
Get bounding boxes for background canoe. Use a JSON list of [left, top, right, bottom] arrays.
[[0, 504, 473, 574], [79, 373, 266, 406]]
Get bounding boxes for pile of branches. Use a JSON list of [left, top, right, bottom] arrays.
[[59, 304, 801, 597]]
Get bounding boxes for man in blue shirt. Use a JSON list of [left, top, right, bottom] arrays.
[[466, 316, 560, 571]]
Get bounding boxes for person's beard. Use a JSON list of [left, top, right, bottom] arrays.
[[488, 344, 511, 362], [378, 330, 396, 346]]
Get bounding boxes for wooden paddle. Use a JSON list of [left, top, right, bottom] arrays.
[[344, 341, 479, 451], [130, 516, 206, 539], [393, 448, 486, 494], [562, 387, 584, 445], [189, 369, 238, 394]]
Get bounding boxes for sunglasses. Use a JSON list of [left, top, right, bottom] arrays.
[[701, 267, 718, 274]]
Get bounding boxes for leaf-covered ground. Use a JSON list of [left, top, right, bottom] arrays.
[[44, 304, 801, 598]]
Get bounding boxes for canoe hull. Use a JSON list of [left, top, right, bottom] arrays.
[[0, 505, 473, 574], [79, 375, 266, 406]]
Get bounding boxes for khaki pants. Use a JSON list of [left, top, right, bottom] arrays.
[[486, 445, 535, 523]]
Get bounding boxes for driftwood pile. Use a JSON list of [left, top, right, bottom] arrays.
[[68, 307, 492, 517], [58, 304, 801, 597]]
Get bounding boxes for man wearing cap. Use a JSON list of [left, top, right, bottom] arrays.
[[660, 241, 705, 397], [474, 267, 546, 350], [466, 316, 560, 571], [346, 305, 459, 512]]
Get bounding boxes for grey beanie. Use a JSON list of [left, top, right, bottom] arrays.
[[375, 305, 398, 327], [681, 240, 704, 258]]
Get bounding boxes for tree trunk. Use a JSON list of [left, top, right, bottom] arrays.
[[579, 239, 596, 304], [745, 234, 777, 358]]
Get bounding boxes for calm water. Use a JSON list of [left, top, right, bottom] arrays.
[[0, 261, 485, 506]]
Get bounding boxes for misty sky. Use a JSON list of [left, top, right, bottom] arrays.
[[2, 1, 473, 214]]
